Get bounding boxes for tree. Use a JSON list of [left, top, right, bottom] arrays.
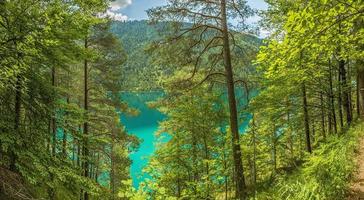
[[144, 87, 229, 199], [250, 0, 363, 193], [0, 1, 138, 199], [148, 1, 255, 198]]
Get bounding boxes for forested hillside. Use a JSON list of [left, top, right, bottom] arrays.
[[111, 21, 160, 54], [0, 0, 363, 200], [110, 20, 163, 90], [110, 20, 262, 90]]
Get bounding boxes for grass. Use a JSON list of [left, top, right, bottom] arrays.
[[252, 122, 364, 200]]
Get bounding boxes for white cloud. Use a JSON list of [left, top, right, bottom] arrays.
[[106, 10, 128, 21], [104, 0, 132, 21], [110, 0, 132, 11]]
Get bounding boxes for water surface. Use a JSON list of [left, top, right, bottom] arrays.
[[120, 92, 164, 188], [120, 89, 253, 188]]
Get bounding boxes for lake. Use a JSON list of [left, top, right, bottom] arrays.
[[120, 91, 165, 188], [120, 89, 252, 188]]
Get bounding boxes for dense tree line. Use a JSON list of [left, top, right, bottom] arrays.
[[110, 20, 165, 90], [129, 0, 364, 199], [0, 0, 138, 199]]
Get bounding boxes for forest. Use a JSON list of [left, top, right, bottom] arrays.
[[0, 0, 363, 199]]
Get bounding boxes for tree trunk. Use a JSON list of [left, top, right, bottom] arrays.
[[251, 115, 257, 187], [83, 37, 89, 200], [192, 131, 198, 194], [271, 125, 277, 175], [72, 140, 75, 164], [327, 108, 332, 134], [95, 153, 99, 182], [339, 59, 352, 125], [110, 128, 116, 196], [220, 0, 246, 198], [302, 83, 312, 153], [312, 121, 315, 143], [63, 94, 69, 158], [202, 131, 210, 197], [359, 65, 364, 118], [286, 105, 294, 162], [338, 70, 344, 129], [329, 63, 338, 134], [10, 75, 21, 172], [348, 61, 353, 119], [320, 92, 326, 139], [357, 73, 361, 117], [49, 67, 57, 200], [77, 137, 81, 168], [223, 145, 229, 200], [51, 67, 57, 156]]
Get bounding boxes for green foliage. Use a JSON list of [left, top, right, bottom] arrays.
[[234, 0, 364, 199], [254, 123, 363, 200], [0, 0, 138, 199], [1, 0, 363, 199], [142, 88, 231, 199], [110, 20, 166, 90]]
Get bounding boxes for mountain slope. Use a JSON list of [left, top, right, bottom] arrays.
[[111, 20, 262, 90]]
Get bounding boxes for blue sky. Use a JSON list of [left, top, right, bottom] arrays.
[[110, 0, 268, 23]]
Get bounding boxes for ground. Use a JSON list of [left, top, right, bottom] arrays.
[[348, 137, 364, 200]]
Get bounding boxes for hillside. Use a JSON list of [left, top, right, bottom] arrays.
[[110, 21, 162, 90], [111, 20, 262, 90], [111, 20, 162, 54]]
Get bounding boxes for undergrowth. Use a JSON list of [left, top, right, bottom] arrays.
[[252, 122, 364, 200]]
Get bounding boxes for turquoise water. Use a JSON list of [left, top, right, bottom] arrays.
[[120, 89, 254, 188], [120, 92, 165, 188]]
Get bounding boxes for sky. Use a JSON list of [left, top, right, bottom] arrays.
[[108, 0, 268, 23]]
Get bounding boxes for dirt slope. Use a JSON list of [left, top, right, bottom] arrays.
[[348, 137, 364, 200]]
